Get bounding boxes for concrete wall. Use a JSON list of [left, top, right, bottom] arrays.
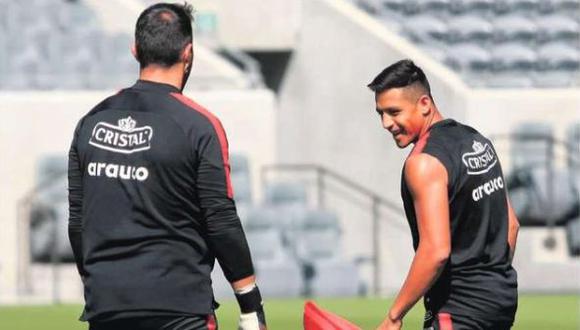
[[277, 0, 580, 294], [196, 0, 302, 51], [0, 88, 275, 303]]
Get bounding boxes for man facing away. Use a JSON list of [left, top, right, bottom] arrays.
[[369, 60, 519, 330], [68, 3, 266, 329]]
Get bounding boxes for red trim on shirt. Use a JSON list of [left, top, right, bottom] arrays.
[[206, 314, 217, 330], [438, 313, 453, 330], [171, 93, 234, 199], [410, 131, 431, 156]]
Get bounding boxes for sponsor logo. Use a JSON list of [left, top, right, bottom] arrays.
[[462, 141, 497, 175], [89, 116, 153, 154], [87, 162, 149, 181], [472, 175, 504, 202]]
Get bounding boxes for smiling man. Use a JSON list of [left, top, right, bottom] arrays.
[[369, 60, 519, 330]]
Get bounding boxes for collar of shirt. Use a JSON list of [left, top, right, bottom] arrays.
[[131, 80, 181, 94]]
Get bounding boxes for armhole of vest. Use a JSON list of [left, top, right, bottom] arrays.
[[424, 143, 456, 190]]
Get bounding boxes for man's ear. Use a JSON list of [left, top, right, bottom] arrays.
[[182, 43, 193, 63], [418, 95, 432, 116], [131, 43, 138, 60]]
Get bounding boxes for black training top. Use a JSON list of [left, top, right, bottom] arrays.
[[68, 80, 254, 321], [401, 119, 518, 321]]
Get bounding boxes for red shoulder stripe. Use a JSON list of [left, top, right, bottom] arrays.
[[206, 314, 217, 330], [438, 313, 453, 330], [410, 131, 431, 157], [171, 93, 234, 199]]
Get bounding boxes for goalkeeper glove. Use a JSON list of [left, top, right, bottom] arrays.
[[235, 284, 267, 330]]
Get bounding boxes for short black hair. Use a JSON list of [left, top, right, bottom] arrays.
[[135, 2, 194, 68], [367, 59, 432, 99]]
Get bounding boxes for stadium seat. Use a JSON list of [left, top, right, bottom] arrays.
[[487, 43, 537, 87], [418, 0, 451, 15], [495, 0, 539, 14], [445, 43, 492, 71], [492, 15, 537, 43], [291, 210, 362, 296], [566, 217, 580, 256], [566, 122, 580, 170], [243, 207, 304, 297], [230, 153, 253, 205], [60, 46, 99, 89], [448, 15, 493, 43], [450, 0, 495, 15], [534, 42, 580, 87], [6, 45, 42, 90], [547, 0, 580, 13], [402, 14, 449, 43], [492, 43, 537, 80], [508, 167, 579, 226], [537, 42, 580, 70], [536, 14, 580, 43], [264, 182, 308, 207], [29, 154, 73, 262], [381, 0, 405, 12], [293, 210, 342, 260], [510, 122, 553, 169], [308, 259, 361, 297], [444, 43, 492, 86], [30, 201, 74, 262]]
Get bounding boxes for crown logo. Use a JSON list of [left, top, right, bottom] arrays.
[[118, 116, 137, 131], [472, 140, 484, 152]]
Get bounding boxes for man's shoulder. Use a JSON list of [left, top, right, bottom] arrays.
[[168, 93, 227, 136]]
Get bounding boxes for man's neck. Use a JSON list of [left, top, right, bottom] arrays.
[[138, 64, 184, 91], [419, 108, 444, 138]]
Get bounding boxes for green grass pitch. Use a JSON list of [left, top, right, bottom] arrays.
[[0, 295, 577, 329]]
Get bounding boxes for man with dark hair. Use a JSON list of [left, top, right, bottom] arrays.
[[369, 60, 519, 330], [68, 3, 266, 329]]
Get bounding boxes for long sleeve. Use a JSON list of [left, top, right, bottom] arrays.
[[68, 122, 86, 278], [196, 127, 254, 283]]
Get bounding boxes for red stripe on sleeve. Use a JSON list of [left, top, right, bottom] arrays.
[[171, 93, 234, 199], [206, 314, 217, 330], [438, 313, 453, 330]]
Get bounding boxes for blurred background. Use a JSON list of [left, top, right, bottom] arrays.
[[0, 0, 578, 328]]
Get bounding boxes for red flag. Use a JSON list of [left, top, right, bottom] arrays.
[[303, 300, 362, 330]]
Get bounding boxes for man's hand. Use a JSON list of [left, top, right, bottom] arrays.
[[238, 310, 267, 330], [235, 283, 267, 330], [376, 316, 402, 330]]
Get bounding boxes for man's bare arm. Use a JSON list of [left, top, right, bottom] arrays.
[[384, 153, 451, 324], [506, 197, 520, 262]]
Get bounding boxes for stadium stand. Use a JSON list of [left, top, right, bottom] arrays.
[[567, 218, 580, 256], [567, 122, 580, 169], [510, 122, 554, 170], [29, 155, 71, 263], [355, 0, 580, 87], [508, 167, 579, 226], [264, 181, 308, 207], [505, 122, 579, 227], [243, 207, 304, 297], [230, 153, 253, 205], [292, 210, 361, 296], [212, 178, 363, 298], [0, 0, 259, 90]]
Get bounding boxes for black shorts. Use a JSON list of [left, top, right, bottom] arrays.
[[89, 314, 218, 330], [423, 312, 513, 330]]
